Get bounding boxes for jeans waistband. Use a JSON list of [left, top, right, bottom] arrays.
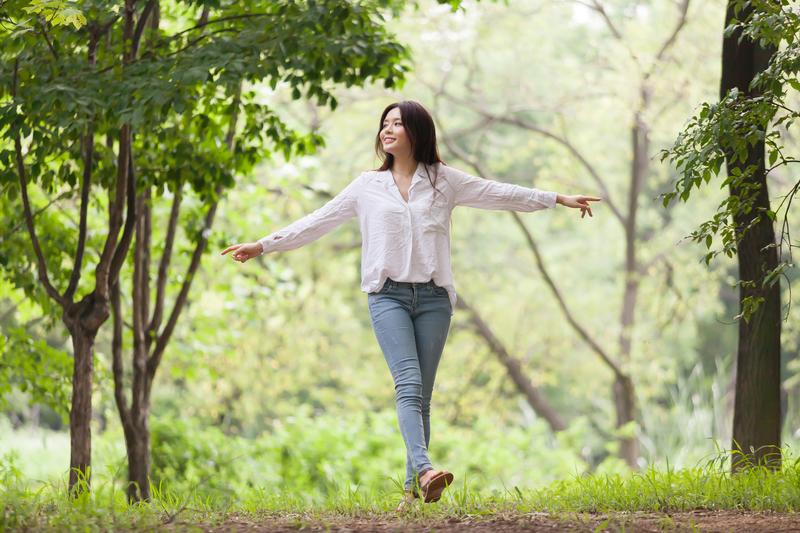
[[384, 277, 440, 290]]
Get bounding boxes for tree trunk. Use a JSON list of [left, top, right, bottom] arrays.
[[614, 374, 637, 467], [123, 417, 151, 501], [66, 327, 94, 493], [63, 296, 107, 494], [720, 0, 781, 471]]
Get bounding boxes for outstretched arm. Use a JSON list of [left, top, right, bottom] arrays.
[[221, 173, 363, 263], [448, 166, 601, 217], [450, 167, 558, 211]]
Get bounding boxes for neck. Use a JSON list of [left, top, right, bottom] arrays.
[[391, 153, 417, 180]]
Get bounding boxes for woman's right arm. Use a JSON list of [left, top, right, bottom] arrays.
[[221, 173, 364, 263]]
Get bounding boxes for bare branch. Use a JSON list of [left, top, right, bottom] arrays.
[[97, 125, 131, 301], [455, 294, 567, 432], [435, 89, 627, 227], [109, 134, 140, 292], [111, 280, 131, 427], [443, 134, 625, 379], [582, 0, 640, 65], [147, 185, 220, 386], [147, 186, 182, 338], [651, 0, 691, 69], [172, 12, 274, 40], [131, 189, 148, 420], [510, 210, 625, 378]]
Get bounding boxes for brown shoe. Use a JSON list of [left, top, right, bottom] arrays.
[[419, 469, 454, 503]]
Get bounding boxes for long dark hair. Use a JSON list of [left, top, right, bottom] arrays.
[[373, 100, 447, 204]]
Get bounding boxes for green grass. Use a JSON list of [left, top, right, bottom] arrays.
[[3, 448, 800, 531]]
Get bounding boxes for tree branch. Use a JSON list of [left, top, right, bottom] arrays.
[[651, 0, 691, 69], [447, 138, 625, 380], [3, 189, 73, 240], [35, 17, 59, 61], [455, 294, 567, 432], [65, 34, 100, 302], [97, 125, 130, 301], [146, 82, 243, 388], [131, 0, 157, 58], [435, 89, 627, 226], [131, 189, 148, 420], [12, 57, 65, 307], [147, 185, 220, 387], [147, 186, 181, 338], [96, 3, 136, 301], [111, 280, 132, 428], [109, 134, 140, 292]]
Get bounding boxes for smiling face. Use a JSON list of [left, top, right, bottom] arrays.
[[380, 107, 412, 159]]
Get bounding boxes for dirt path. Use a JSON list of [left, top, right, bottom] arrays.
[[176, 510, 800, 532]]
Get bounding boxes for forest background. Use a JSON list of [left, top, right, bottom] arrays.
[[1, 0, 799, 504]]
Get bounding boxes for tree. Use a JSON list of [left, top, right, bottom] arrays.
[[660, 0, 798, 470], [0, 0, 414, 497], [430, 0, 695, 468]]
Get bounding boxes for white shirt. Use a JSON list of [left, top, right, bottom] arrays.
[[258, 161, 558, 315]]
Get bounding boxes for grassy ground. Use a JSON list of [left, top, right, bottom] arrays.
[[4, 455, 800, 532]]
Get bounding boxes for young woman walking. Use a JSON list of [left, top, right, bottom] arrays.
[[222, 100, 601, 511]]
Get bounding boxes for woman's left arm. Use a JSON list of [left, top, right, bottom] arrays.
[[450, 166, 558, 212], [449, 166, 601, 217]]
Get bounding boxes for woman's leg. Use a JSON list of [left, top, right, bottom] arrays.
[[405, 288, 452, 492], [368, 292, 434, 490]]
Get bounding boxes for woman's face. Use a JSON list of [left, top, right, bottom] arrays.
[[380, 107, 411, 159]]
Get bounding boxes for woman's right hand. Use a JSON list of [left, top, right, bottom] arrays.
[[220, 242, 263, 263]]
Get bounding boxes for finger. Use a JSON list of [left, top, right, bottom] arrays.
[[221, 244, 241, 255]]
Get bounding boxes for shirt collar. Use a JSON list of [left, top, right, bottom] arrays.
[[380, 161, 430, 180]]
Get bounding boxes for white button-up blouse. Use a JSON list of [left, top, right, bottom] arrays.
[[258, 161, 558, 315]]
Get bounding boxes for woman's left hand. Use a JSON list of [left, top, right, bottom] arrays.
[[558, 194, 602, 218]]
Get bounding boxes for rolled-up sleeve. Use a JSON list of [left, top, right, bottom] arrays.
[[259, 173, 363, 254], [450, 166, 557, 212]]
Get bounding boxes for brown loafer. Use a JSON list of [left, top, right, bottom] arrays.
[[419, 469, 454, 503]]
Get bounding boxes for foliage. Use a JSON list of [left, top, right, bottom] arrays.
[[12, 0, 88, 30], [0, 325, 71, 419], [0, 0, 414, 484], [149, 416, 243, 497], [659, 0, 799, 322]]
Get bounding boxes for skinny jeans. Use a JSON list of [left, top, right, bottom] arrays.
[[367, 277, 452, 491]]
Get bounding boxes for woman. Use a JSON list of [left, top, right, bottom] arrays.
[[221, 100, 600, 511]]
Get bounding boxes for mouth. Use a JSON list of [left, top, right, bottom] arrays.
[[383, 138, 396, 144]]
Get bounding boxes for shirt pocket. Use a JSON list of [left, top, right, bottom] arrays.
[[421, 198, 450, 234]]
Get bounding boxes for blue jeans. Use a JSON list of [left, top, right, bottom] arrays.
[[367, 277, 452, 492]]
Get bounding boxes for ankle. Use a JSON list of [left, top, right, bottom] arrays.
[[418, 468, 435, 483]]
